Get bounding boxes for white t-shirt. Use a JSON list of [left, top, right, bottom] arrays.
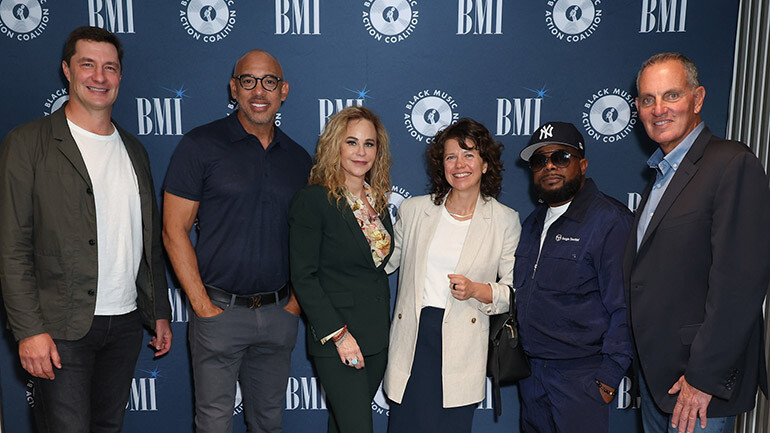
[[422, 206, 472, 309], [68, 119, 142, 315], [539, 201, 571, 253]]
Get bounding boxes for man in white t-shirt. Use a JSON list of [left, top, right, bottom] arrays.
[[0, 26, 172, 433]]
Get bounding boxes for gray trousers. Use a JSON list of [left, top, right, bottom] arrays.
[[189, 295, 299, 433]]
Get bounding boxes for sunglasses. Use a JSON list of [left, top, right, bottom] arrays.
[[529, 149, 580, 172]]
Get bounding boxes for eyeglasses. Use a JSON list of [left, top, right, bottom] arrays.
[[232, 74, 283, 91], [529, 149, 580, 172]]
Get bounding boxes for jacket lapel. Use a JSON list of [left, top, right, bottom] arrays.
[[51, 109, 92, 188], [454, 194, 491, 276], [445, 194, 491, 316], [412, 201, 442, 319], [341, 203, 379, 267], [377, 208, 395, 270], [118, 125, 154, 257], [638, 129, 710, 250]]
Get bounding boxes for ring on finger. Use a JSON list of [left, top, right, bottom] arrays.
[[350, 358, 359, 366], [452, 283, 457, 290]]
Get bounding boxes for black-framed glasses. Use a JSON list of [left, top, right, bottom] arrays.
[[232, 74, 283, 91], [529, 149, 580, 172]]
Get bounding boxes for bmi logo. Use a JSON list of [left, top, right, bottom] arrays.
[[640, 0, 687, 33], [627, 192, 641, 212], [179, 0, 236, 43], [581, 87, 637, 143], [168, 287, 189, 323], [457, 0, 503, 35], [362, 0, 418, 44], [285, 376, 327, 410], [275, 0, 320, 35], [136, 86, 186, 136], [319, 87, 370, 134], [0, 0, 49, 41], [496, 97, 543, 136], [88, 0, 135, 34], [42, 87, 68, 116], [404, 89, 459, 143], [127, 371, 159, 411], [544, 0, 602, 42], [388, 185, 412, 223]]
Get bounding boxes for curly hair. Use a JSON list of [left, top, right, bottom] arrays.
[[426, 118, 503, 205], [308, 106, 392, 213]]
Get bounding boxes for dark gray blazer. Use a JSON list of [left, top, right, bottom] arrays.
[[0, 106, 171, 341], [623, 127, 770, 416]]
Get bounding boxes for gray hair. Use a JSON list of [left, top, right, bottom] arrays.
[[636, 52, 700, 93]]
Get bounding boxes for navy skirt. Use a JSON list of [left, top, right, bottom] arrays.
[[387, 307, 476, 433]]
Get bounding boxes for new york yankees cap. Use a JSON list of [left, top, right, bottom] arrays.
[[520, 121, 586, 161]]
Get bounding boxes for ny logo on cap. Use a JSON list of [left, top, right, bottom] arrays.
[[539, 124, 554, 140]]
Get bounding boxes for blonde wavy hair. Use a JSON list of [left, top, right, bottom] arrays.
[[308, 106, 392, 213]]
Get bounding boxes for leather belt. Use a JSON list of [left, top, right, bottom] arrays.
[[205, 284, 289, 309]]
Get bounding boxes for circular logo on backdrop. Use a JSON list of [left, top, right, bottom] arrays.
[[25, 379, 35, 408], [545, 0, 601, 42], [371, 382, 390, 416], [404, 90, 459, 143], [180, 0, 236, 42], [362, 0, 418, 44], [581, 88, 637, 143], [42, 87, 68, 116], [388, 185, 412, 224], [0, 0, 49, 41]]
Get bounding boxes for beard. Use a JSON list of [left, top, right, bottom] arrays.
[[535, 173, 584, 205]]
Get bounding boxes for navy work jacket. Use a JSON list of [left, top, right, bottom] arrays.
[[514, 178, 634, 387]]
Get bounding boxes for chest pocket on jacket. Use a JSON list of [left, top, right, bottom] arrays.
[[535, 245, 594, 294]]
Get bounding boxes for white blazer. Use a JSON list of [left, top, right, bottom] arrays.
[[383, 194, 521, 407]]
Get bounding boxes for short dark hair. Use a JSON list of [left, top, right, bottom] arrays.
[[62, 26, 123, 66], [426, 118, 504, 205]]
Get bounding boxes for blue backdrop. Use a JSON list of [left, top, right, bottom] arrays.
[[0, 1, 739, 432]]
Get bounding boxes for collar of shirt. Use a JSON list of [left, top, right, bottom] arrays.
[[534, 178, 599, 228], [646, 122, 705, 182], [225, 112, 285, 149]]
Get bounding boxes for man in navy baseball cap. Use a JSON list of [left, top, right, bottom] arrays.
[[514, 121, 634, 433]]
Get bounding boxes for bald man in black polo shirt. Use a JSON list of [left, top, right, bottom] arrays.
[[163, 50, 311, 433]]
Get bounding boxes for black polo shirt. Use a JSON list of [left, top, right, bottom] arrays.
[[164, 113, 312, 295]]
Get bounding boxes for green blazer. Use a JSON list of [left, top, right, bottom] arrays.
[[0, 106, 171, 341], [289, 184, 393, 358]]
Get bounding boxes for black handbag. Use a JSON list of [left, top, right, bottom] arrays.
[[487, 286, 531, 416]]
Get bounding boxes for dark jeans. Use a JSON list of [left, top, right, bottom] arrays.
[[33, 310, 143, 433]]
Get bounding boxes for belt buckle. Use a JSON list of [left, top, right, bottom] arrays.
[[249, 295, 262, 309]]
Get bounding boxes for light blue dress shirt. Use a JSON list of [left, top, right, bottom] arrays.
[[636, 122, 705, 251]]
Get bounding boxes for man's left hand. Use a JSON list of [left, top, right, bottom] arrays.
[[668, 375, 712, 433], [150, 319, 173, 357]]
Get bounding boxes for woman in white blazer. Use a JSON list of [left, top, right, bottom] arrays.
[[384, 118, 521, 433]]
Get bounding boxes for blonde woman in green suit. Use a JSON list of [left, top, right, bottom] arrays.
[[289, 106, 393, 433]]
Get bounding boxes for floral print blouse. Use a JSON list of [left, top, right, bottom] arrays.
[[344, 184, 391, 267]]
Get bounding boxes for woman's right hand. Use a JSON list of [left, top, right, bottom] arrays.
[[335, 332, 365, 370]]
